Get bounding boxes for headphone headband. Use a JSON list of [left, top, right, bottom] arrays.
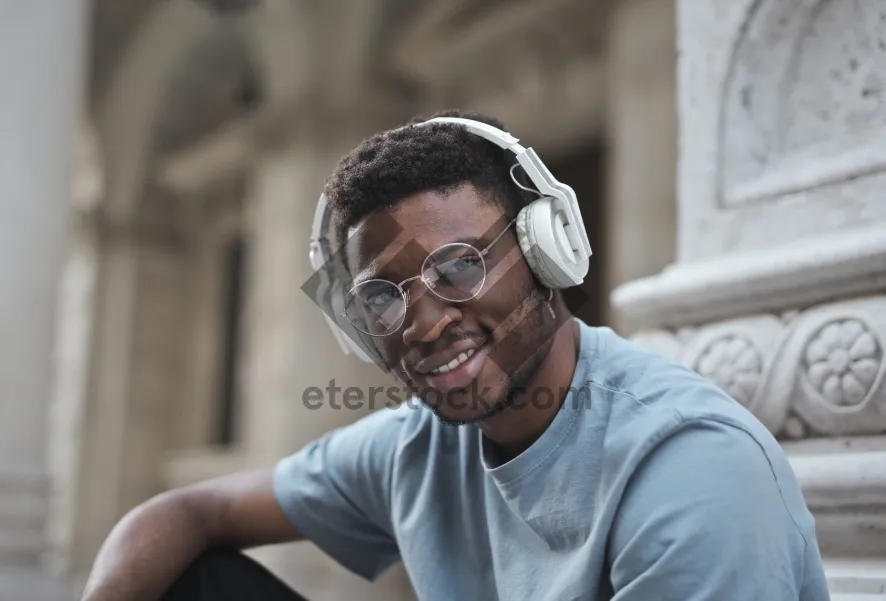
[[310, 117, 590, 267]]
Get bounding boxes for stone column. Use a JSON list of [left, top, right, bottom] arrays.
[[611, 0, 886, 597], [44, 123, 104, 583], [240, 140, 414, 601], [603, 0, 678, 334], [0, 2, 88, 599]]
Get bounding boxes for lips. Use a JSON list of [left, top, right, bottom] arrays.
[[410, 341, 490, 393], [413, 338, 484, 375]]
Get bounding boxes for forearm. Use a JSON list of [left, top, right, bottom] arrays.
[[79, 491, 211, 601]]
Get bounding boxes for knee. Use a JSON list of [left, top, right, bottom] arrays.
[[164, 546, 306, 601], [181, 546, 246, 579], [192, 546, 246, 570], [161, 547, 247, 600]]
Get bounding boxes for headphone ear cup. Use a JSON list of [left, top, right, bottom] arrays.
[[516, 201, 557, 289], [516, 198, 589, 289]]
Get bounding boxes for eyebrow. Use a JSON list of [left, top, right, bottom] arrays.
[[448, 236, 482, 247], [353, 261, 390, 286], [353, 250, 414, 286], [348, 228, 413, 286]]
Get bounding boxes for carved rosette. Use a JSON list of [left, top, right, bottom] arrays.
[[802, 319, 881, 409], [693, 335, 762, 407], [792, 309, 886, 436], [630, 295, 886, 439]]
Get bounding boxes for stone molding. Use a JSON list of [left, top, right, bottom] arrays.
[[611, 225, 886, 331], [824, 558, 886, 599], [628, 294, 886, 439], [790, 448, 886, 511], [787, 442, 886, 557]]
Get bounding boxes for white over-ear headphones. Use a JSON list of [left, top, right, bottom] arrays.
[[308, 116, 592, 363]]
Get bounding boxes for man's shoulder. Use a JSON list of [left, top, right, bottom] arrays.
[[274, 401, 438, 496], [582, 324, 790, 484], [297, 401, 425, 464], [585, 325, 721, 399], [584, 324, 764, 431], [580, 326, 814, 539], [339, 400, 430, 446], [331, 399, 459, 460]]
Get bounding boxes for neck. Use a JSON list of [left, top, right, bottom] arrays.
[[477, 307, 580, 463]]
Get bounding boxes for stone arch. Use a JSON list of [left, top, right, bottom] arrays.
[[95, 0, 312, 219], [234, 0, 316, 106], [96, 0, 217, 223]]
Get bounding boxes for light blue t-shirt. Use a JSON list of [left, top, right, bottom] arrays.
[[274, 319, 830, 600]]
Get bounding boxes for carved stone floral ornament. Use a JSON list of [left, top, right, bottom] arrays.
[[693, 334, 763, 408], [628, 296, 886, 439], [803, 319, 882, 409]]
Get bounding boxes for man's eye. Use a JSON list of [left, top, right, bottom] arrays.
[[368, 291, 394, 306], [440, 256, 478, 274]]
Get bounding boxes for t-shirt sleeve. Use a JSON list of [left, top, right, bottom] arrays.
[[273, 407, 405, 581], [607, 415, 812, 600]]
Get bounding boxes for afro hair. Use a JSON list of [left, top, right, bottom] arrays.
[[323, 109, 538, 246]]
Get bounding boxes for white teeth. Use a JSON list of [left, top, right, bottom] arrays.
[[430, 348, 476, 374]]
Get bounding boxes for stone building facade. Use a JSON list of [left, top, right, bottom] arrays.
[[0, 1, 882, 600]]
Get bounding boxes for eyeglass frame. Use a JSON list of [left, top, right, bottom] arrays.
[[340, 216, 519, 337]]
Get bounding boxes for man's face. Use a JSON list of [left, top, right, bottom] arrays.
[[345, 184, 555, 424]]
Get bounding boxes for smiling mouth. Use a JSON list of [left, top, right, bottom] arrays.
[[415, 343, 491, 394]]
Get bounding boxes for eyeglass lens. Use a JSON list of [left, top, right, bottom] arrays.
[[344, 242, 487, 336]]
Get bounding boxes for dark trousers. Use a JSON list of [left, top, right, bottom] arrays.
[[161, 547, 309, 601]]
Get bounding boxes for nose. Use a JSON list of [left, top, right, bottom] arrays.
[[401, 279, 462, 346]]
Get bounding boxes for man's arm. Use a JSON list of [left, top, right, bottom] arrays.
[[607, 415, 821, 600], [80, 405, 407, 601], [79, 466, 301, 601]]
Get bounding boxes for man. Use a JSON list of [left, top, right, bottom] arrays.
[[80, 110, 830, 601]]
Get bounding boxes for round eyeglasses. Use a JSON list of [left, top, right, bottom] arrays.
[[342, 217, 517, 337]]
